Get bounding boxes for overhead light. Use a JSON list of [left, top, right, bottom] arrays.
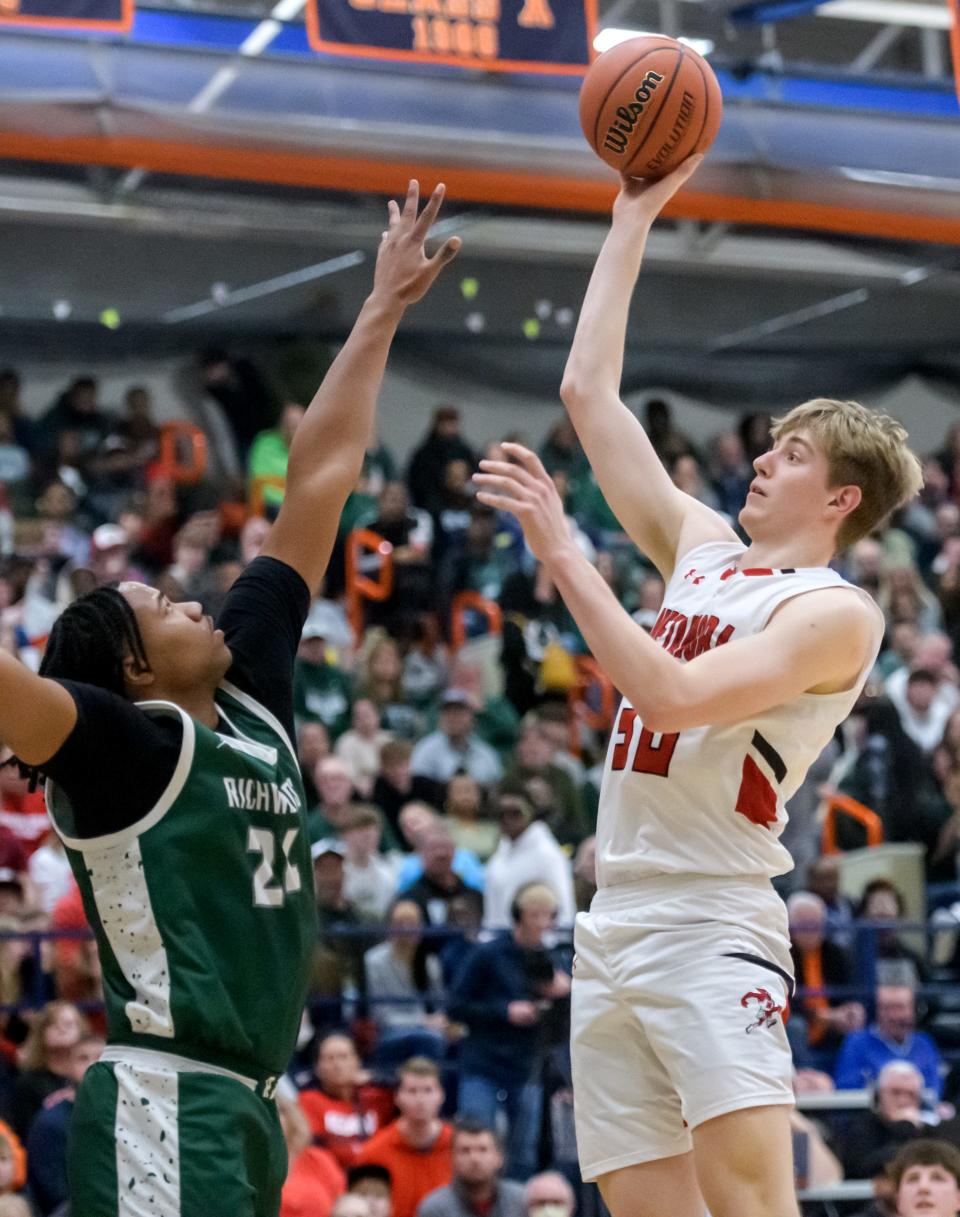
[[163, 250, 365, 324], [816, 0, 950, 28], [593, 29, 715, 56], [52, 300, 72, 321], [840, 167, 960, 191]]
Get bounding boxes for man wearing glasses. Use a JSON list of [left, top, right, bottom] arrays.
[[482, 791, 576, 932]]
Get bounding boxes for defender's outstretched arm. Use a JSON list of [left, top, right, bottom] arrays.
[[261, 181, 460, 592]]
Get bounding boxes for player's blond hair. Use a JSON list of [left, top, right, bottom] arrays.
[[771, 398, 924, 551]]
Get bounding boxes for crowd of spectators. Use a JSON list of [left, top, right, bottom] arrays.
[[4, 360, 960, 1213]]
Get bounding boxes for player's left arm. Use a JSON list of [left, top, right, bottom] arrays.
[[259, 181, 460, 593], [646, 590, 878, 730], [476, 445, 880, 733]]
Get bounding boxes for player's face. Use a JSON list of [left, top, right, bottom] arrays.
[[121, 583, 232, 695], [897, 1164, 960, 1216], [739, 429, 837, 541]]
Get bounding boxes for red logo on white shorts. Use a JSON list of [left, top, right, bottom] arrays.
[[740, 986, 783, 1034]]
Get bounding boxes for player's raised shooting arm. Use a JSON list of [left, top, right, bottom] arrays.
[[0, 651, 77, 766], [559, 159, 735, 581], [259, 181, 460, 594]]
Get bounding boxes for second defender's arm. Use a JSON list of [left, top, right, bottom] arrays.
[[560, 158, 736, 579]]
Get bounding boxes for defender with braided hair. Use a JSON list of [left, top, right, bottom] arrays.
[[0, 181, 460, 1217]]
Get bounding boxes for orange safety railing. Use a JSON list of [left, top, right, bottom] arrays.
[[567, 656, 616, 754], [249, 475, 287, 518], [157, 421, 207, 485], [821, 793, 884, 854], [345, 528, 394, 641], [450, 592, 503, 651]]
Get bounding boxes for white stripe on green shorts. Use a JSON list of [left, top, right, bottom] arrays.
[[115, 1061, 180, 1217]]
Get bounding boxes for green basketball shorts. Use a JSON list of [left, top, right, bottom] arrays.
[[69, 1047, 287, 1217]]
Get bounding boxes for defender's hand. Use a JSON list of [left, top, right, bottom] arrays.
[[371, 180, 461, 309], [474, 443, 574, 568], [612, 154, 703, 229]]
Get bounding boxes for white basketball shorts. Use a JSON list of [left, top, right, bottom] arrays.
[[571, 873, 795, 1181]]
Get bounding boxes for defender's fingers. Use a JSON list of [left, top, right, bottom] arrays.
[[427, 236, 461, 266], [413, 183, 446, 239], [387, 199, 401, 228], [401, 179, 420, 220]]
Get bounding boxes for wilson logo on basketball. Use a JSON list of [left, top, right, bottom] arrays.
[[740, 987, 784, 1034], [602, 71, 665, 154]]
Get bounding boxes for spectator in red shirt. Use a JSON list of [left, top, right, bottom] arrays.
[[279, 1084, 346, 1217], [358, 1058, 453, 1217], [299, 1033, 395, 1172], [0, 749, 49, 859]]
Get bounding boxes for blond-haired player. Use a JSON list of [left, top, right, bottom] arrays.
[[474, 155, 923, 1217]]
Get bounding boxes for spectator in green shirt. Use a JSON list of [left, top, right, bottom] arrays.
[[247, 402, 305, 512], [294, 617, 353, 739]]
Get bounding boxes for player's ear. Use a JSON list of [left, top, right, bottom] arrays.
[[123, 654, 154, 690], [828, 483, 862, 518]]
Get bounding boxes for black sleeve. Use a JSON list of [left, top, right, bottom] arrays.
[[215, 555, 311, 742], [42, 681, 183, 838]]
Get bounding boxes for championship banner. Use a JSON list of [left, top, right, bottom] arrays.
[[306, 0, 597, 75], [0, 0, 133, 32]]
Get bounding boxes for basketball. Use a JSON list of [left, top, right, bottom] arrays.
[[578, 35, 722, 179]]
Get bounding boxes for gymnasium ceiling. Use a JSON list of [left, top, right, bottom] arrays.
[[0, 0, 956, 389]]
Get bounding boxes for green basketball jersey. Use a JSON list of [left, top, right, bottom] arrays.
[[47, 680, 316, 1079]]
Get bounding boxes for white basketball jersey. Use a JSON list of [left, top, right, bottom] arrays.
[[596, 540, 881, 888]]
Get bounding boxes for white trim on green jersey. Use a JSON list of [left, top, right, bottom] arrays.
[[91, 832, 175, 1038], [219, 679, 298, 766], [213, 716, 278, 766], [115, 1058, 181, 1217]]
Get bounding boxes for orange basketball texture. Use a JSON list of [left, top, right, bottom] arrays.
[[578, 36, 723, 178]]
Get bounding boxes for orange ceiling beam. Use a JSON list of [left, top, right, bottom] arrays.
[[1, 128, 960, 245]]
